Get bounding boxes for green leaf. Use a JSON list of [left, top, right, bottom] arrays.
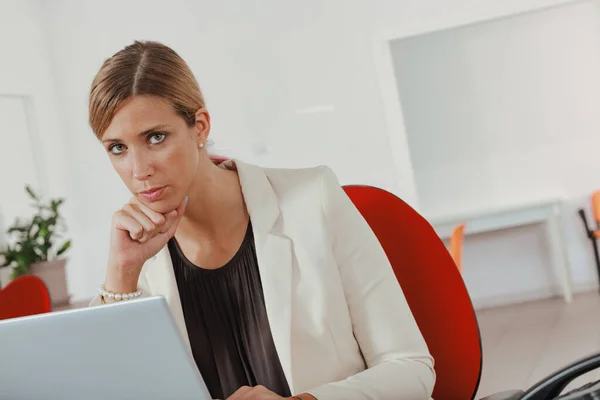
[[38, 226, 49, 239], [50, 199, 64, 212], [7, 225, 27, 233], [25, 185, 39, 201], [3, 186, 71, 270], [56, 240, 71, 257], [10, 265, 28, 279]]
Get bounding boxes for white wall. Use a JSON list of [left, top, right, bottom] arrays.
[[0, 1, 70, 287], [0, 1, 68, 197], [0, 0, 588, 302], [0, 97, 41, 233], [392, 0, 600, 306], [34, 0, 414, 301]]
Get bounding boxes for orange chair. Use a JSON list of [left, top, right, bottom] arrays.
[[578, 190, 600, 291], [0, 275, 52, 320], [449, 223, 466, 273]]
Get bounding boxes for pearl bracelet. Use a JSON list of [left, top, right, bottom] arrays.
[[98, 284, 143, 301]]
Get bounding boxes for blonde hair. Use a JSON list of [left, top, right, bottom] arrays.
[[89, 41, 205, 139]]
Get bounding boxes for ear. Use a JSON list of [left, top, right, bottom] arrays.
[[193, 107, 211, 143]]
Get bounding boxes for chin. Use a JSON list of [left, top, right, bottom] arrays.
[[147, 201, 174, 215], [137, 195, 178, 215]]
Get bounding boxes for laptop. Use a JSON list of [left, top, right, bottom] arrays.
[[0, 296, 211, 400]]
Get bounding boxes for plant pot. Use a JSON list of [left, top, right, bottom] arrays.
[[30, 258, 70, 307]]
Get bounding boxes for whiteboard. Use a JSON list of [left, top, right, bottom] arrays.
[[0, 96, 41, 245]]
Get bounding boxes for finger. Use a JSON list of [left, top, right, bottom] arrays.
[[113, 211, 144, 241], [129, 197, 166, 226], [156, 210, 174, 233], [159, 196, 187, 234], [250, 386, 276, 399], [146, 210, 184, 249], [122, 204, 156, 242], [163, 210, 184, 239], [226, 386, 252, 400], [159, 209, 178, 234]]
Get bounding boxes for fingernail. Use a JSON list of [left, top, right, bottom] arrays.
[[184, 196, 188, 206]]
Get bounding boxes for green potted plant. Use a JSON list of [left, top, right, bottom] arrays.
[[0, 185, 71, 306]]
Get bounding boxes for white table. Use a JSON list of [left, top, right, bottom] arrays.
[[427, 199, 573, 303]]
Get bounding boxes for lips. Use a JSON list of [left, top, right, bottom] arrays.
[[139, 186, 166, 202]]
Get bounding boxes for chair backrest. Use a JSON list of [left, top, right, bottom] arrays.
[[343, 185, 482, 400], [450, 223, 466, 273], [0, 275, 52, 320]]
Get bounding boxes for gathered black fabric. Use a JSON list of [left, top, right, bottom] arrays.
[[168, 221, 291, 399]]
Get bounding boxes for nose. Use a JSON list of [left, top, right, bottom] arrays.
[[131, 150, 154, 181]]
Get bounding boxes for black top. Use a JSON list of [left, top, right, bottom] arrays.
[[168, 222, 291, 399]]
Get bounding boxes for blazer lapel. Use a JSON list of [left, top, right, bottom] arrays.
[[144, 247, 193, 355], [255, 233, 294, 392], [230, 160, 295, 393]]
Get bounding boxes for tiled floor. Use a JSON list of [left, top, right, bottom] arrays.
[[476, 291, 600, 397]]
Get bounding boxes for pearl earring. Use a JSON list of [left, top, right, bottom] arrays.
[[198, 143, 204, 149]]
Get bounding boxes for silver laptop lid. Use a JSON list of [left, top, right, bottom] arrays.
[[0, 296, 211, 400]]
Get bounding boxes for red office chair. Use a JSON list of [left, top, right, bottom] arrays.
[[343, 185, 523, 400], [0, 275, 52, 320]]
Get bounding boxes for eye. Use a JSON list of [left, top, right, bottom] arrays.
[[108, 143, 126, 155], [149, 133, 166, 144]]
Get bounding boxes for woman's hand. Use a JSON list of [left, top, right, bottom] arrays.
[[226, 386, 316, 400], [104, 196, 186, 296]]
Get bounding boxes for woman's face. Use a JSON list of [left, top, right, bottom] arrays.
[[101, 96, 207, 214]]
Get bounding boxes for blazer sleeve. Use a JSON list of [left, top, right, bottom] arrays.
[[306, 167, 435, 400], [88, 270, 152, 306]]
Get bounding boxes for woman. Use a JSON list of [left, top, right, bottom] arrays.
[[88, 41, 435, 400]]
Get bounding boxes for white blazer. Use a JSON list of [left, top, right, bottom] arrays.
[[91, 159, 435, 399]]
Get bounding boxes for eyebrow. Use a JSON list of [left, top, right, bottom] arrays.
[[102, 124, 170, 144]]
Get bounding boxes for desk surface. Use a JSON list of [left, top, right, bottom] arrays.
[[427, 197, 563, 239], [427, 197, 563, 226], [53, 299, 90, 312]]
